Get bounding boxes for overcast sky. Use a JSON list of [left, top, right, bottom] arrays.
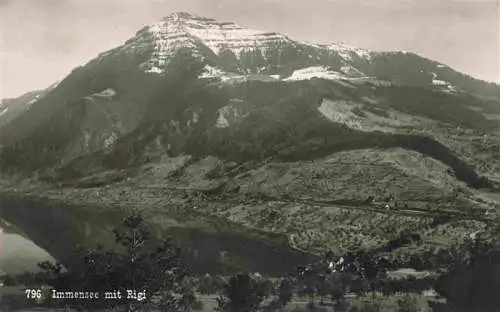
[[0, 0, 499, 99]]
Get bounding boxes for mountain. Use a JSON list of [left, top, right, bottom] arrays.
[[0, 81, 59, 131], [1, 12, 500, 274], [2, 12, 499, 169]]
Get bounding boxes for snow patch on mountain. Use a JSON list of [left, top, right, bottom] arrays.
[[0, 108, 8, 117], [285, 66, 348, 81], [298, 41, 322, 49], [327, 42, 372, 61], [431, 72, 453, 88], [27, 95, 41, 106], [83, 89, 118, 102], [445, 85, 458, 92], [206, 73, 281, 85], [433, 79, 448, 86], [285, 66, 345, 81], [94, 88, 117, 98], [147, 66, 163, 74], [200, 65, 227, 78], [48, 80, 61, 90], [340, 65, 366, 77]]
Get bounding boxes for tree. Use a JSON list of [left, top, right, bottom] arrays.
[[216, 273, 266, 312], [315, 275, 332, 305], [341, 250, 385, 300], [257, 277, 275, 299], [38, 211, 188, 311], [177, 281, 199, 312], [333, 297, 350, 312], [199, 273, 216, 295], [396, 295, 419, 312], [433, 237, 500, 312], [277, 277, 294, 308], [298, 271, 318, 305], [359, 300, 382, 312], [326, 273, 350, 310]]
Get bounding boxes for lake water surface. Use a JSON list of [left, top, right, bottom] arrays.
[[0, 226, 54, 275]]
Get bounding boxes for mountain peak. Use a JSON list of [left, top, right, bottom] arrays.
[[161, 12, 213, 22], [135, 12, 289, 74], [116, 12, 380, 76], [165, 11, 197, 18]]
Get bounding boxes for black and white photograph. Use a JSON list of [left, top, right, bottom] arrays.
[[0, 0, 499, 311]]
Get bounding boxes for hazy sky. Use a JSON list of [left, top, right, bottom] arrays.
[[0, 0, 499, 99]]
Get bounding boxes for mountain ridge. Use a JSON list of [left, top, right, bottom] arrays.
[[1, 12, 499, 179], [0, 12, 499, 275], [1, 12, 497, 145]]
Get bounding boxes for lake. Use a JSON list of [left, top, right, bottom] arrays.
[[0, 225, 54, 275]]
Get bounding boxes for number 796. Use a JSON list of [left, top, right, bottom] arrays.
[[25, 289, 42, 300]]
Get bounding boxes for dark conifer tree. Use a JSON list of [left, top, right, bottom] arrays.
[[38, 211, 188, 311], [216, 273, 266, 312]]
